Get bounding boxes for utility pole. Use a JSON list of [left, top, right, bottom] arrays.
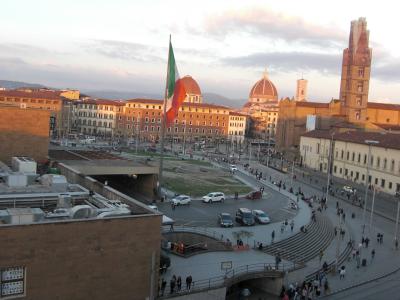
[[325, 133, 334, 205], [362, 140, 379, 235], [335, 213, 342, 272], [395, 197, 400, 248], [290, 160, 295, 186], [369, 185, 377, 232]]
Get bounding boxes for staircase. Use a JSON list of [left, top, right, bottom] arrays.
[[262, 213, 334, 263]]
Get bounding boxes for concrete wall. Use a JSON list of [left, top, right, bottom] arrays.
[[0, 215, 161, 300], [168, 287, 226, 300], [247, 276, 284, 296], [0, 106, 50, 164]]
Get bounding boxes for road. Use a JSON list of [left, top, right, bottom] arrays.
[[326, 269, 400, 300]]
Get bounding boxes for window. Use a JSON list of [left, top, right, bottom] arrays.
[[391, 160, 395, 172], [389, 182, 393, 189], [358, 67, 365, 77], [334, 165, 337, 173], [352, 152, 355, 161], [341, 150, 344, 159], [346, 151, 350, 160], [381, 179, 385, 188], [0, 266, 26, 298], [364, 154, 367, 165], [316, 143, 320, 154], [377, 157, 381, 168], [357, 82, 363, 92], [383, 158, 387, 170], [358, 153, 361, 163]]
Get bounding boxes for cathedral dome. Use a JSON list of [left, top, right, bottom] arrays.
[[249, 71, 278, 101], [181, 75, 201, 95]]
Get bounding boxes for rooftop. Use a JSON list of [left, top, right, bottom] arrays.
[[0, 157, 156, 226], [0, 89, 62, 100], [302, 130, 400, 150]]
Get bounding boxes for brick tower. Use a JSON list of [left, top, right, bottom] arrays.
[[339, 17, 372, 123]]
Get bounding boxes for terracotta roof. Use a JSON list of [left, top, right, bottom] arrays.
[[229, 111, 247, 117], [302, 129, 400, 150], [0, 90, 61, 100], [126, 99, 163, 104], [81, 99, 125, 106], [249, 75, 278, 99], [373, 123, 400, 131], [181, 75, 201, 95], [367, 102, 400, 110]]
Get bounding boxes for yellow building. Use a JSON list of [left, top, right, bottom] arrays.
[[300, 130, 400, 195]]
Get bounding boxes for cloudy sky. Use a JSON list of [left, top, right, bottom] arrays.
[[0, 0, 399, 103]]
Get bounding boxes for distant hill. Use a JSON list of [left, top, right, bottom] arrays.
[[203, 92, 245, 108], [81, 89, 163, 100], [0, 80, 246, 108], [0, 80, 46, 89]]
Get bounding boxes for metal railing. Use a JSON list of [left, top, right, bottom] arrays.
[[158, 262, 297, 299], [162, 225, 225, 241]]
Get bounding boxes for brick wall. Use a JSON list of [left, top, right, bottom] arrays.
[[0, 106, 50, 164], [0, 215, 161, 300]]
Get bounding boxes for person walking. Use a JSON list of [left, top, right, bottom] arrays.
[[177, 276, 182, 291], [319, 250, 324, 263], [290, 220, 294, 232], [371, 249, 375, 262], [160, 278, 167, 296], [271, 230, 275, 243], [185, 275, 192, 290], [339, 266, 346, 279], [365, 237, 370, 248], [280, 222, 285, 234], [170, 276, 176, 294], [380, 233, 384, 244]]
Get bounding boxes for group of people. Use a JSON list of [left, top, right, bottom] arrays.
[[280, 274, 330, 300], [159, 275, 193, 296]]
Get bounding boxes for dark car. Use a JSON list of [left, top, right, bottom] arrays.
[[218, 213, 234, 227], [245, 191, 262, 200], [235, 208, 256, 226]]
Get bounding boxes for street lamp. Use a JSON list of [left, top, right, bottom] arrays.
[[369, 185, 377, 233], [325, 132, 335, 205], [395, 194, 400, 249], [362, 140, 379, 235]]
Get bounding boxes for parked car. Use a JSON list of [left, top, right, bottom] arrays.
[[218, 213, 234, 227], [343, 186, 356, 194], [245, 191, 262, 200], [252, 209, 270, 224], [203, 192, 225, 203], [230, 164, 238, 172], [235, 208, 255, 226], [172, 195, 191, 205]]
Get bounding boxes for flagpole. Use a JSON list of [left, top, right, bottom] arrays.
[[158, 35, 171, 200]]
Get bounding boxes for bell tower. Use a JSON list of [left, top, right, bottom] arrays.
[[339, 17, 372, 123]]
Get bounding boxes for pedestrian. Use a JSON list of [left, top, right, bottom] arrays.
[[339, 266, 346, 279], [169, 223, 174, 231], [185, 275, 192, 290], [170, 276, 176, 294], [319, 250, 324, 263], [396, 239, 399, 250], [365, 237, 370, 248], [290, 220, 294, 232], [334, 227, 338, 236], [271, 230, 275, 243], [371, 249, 375, 261], [380, 233, 384, 244], [361, 236, 365, 246], [324, 279, 330, 295], [342, 213, 346, 222], [281, 222, 285, 234], [171, 201, 176, 210], [352, 248, 356, 260], [161, 278, 167, 296], [377, 233, 381, 243], [356, 252, 361, 268], [177, 276, 182, 291]]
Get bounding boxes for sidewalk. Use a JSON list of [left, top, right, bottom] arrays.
[[247, 160, 400, 296]]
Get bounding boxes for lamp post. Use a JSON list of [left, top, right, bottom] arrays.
[[369, 185, 377, 233], [395, 195, 400, 248], [335, 212, 342, 272], [325, 133, 335, 205], [362, 140, 379, 235]]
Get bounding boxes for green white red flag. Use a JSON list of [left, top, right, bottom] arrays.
[[165, 41, 186, 125]]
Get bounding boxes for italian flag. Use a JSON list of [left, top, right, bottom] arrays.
[[165, 41, 186, 125]]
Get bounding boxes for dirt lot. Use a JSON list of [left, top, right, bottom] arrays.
[[163, 159, 252, 197]]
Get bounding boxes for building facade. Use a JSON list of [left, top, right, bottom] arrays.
[[228, 112, 247, 143], [300, 130, 400, 195], [242, 71, 279, 139]]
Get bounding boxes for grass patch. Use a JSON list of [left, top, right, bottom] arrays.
[[183, 159, 213, 167]]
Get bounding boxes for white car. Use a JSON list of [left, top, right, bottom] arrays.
[[230, 165, 238, 172], [202, 192, 225, 203], [343, 186, 356, 194], [252, 209, 271, 224], [172, 195, 191, 206]]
